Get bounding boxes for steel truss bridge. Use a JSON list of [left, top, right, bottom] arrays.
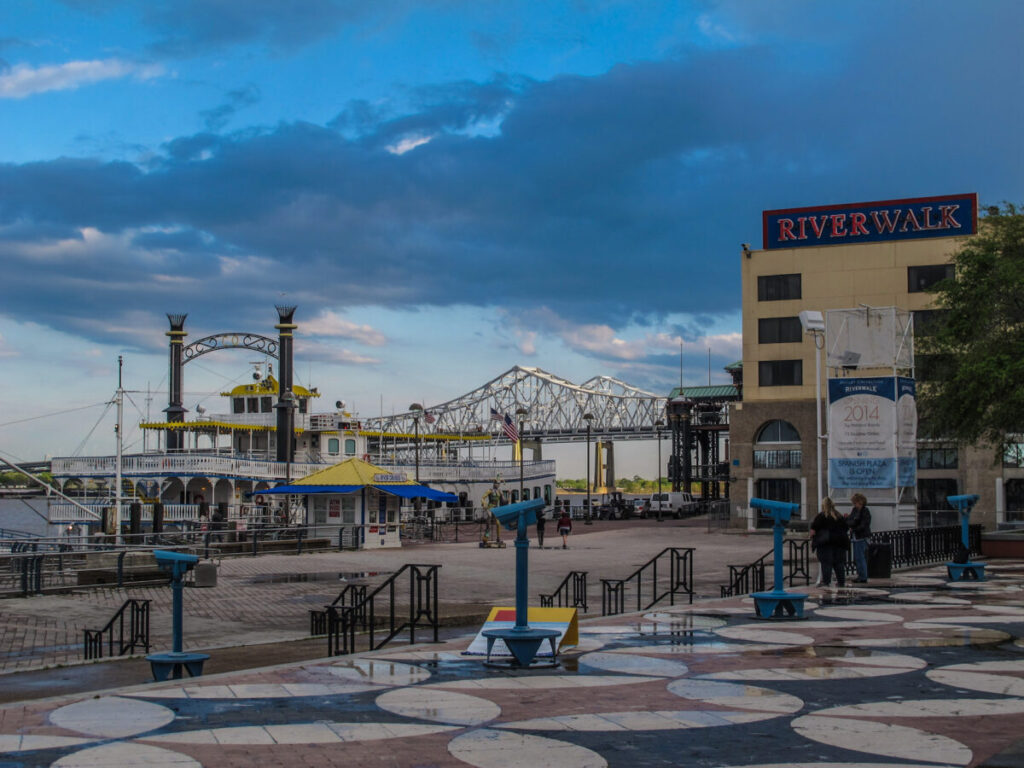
[[365, 366, 671, 442]]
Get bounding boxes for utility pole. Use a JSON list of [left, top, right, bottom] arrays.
[[115, 355, 124, 540]]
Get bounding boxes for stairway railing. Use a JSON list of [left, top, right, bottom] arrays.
[[600, 547, 694, 616], [324, 564, 440, 656], [540, 570, 588, 613], [82, 598, 150, 660]]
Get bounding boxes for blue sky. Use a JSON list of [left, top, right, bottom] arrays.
[[1, 0, 1022, 475]]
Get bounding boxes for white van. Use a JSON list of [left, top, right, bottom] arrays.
[[647, 492, 699, 518]]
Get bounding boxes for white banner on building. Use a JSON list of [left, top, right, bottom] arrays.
[[829, 376, 910, 489], [896, 377, 917, 488]]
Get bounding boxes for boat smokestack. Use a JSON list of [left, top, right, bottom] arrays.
[[274, 306, 297, 463], [165, 313, 187, 452]]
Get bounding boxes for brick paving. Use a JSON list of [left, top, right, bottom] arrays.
[[3, 562, 1024, 766], [0, 519, 772, 674]]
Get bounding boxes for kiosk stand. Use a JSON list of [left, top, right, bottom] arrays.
[[481, 498, 559, 667], [749, 497, 809, 620], [146, 551, 211, 681], [946, 494, 986, 581]]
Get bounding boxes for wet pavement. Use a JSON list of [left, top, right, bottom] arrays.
[[5, 561, 1024, 766]]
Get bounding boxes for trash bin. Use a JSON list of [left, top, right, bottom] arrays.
[[867, 542, 892, 579], [193, 561, 218, 588]]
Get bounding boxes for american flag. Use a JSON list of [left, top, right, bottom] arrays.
[[490, 407, 519, 441], [424, 411, 436, 424]]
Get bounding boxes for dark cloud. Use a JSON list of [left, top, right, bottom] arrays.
[[1, 5, 1022, 354], [199, 84, 261, 132]]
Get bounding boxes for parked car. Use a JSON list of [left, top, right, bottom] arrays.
[[647, 492, 699, 518]]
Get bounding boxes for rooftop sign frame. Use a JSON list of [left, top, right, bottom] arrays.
[[762, 193, 977, 250]]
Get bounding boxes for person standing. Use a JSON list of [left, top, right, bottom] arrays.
[[536, 509, 547, 548], [847, 493, 872, 583], [557, 509, 572, 549], [810, 497, 849, 587]]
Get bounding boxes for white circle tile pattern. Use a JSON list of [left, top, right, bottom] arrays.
[[698, 664, 911, 682], [433, 675, 663, 690], [49, 697, 175, 738], [791, 714, 972, 765], [605, 642, 793, 656], [577, 651, 688, 677], [642, 613, 727, 630], [495, 709, 779, 731], [127, 682, 381, 699], [718, 763, 960, 768], [52, 743, 200, 767], [714, 626, 814, 645], [375, 687, 500, 726], [667, 679, 803, 713], [0, 735, 93, 754], [814, 697, 1024, 717], [448, 728, 608, 768], [330, 659, 431, 686], [813, 607, 904, 622], [926, 669, 1024, 696]]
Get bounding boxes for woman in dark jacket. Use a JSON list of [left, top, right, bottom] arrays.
[[810, 497, 849, 587]]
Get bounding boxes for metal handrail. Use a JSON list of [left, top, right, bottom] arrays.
[[324, 563, 441, 656], [720, 539, 810, 598], [83, 599, 150, 660], [600, 547, 694, 616], [540, 570, 588, 612]]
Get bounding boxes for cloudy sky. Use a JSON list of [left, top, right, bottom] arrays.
[[1, 0, 1022, 473]]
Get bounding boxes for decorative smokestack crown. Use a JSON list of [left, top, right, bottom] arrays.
[[167, 314, 187, 331], [275, 305, 297, 324]]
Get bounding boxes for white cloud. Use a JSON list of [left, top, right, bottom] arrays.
[[560, 323, 648, 360], [303, 310, 388, 346], [0, 59, 164, 99], [0, 333, 17, 358], [386, 134, 433, 155], [294, 339, 380, 365]]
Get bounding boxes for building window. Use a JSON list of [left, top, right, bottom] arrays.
[[327, 438, 340, 456], [342, 497, 356, 524], [908, 264, 954, 293], [233, 397, 244, 414], [918, 478, 958, 511], [918, 446, 958, 469], [755, 419, 800, 443], [758, 360, 802, 387], [757, 274, 801, 301], [758, 317, 803, 344], [544, 485, 552, 504], [753, 449, 802, 469], [247, 397, 259, 413], [1004, 440, 1024, 468], [344, 438, 356, 456], [260, 396, 273, 413], [1006, 480, 1024, 522]]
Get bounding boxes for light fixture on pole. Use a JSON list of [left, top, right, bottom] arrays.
[[409, 403, 423, 513], [583, 412, 594, 525], [799, 310, 826, 507], [516, 406, 528, 502], [655, 418, 665, 522]]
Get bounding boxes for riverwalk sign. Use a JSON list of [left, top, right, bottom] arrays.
[[763, 193, 977, 250]]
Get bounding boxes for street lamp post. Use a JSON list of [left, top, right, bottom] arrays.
[[409, 403, 423, 514], [655, 418, 665, 522], [583, 413, 594, 525], [516, 406, 528, 502], [799, 311, 826, 506]]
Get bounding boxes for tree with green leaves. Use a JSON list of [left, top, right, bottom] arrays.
[[917, 203, 1024, 452]]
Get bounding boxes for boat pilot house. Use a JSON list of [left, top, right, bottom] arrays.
[[264, 457, 457, 548]]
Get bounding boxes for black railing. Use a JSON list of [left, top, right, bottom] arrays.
[[720, 539, 810, 598], [310, 583, 368, 635], [540, 570, 588, 613], [83, 599, 150, 660], [600, 548, 694, 616], [866, 524, 981, 570], [325, 564, 440, 656]]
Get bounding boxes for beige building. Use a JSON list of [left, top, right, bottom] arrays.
[[728, 194, 1020, 531]]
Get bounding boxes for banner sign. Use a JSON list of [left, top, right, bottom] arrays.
[[763, 193, 977, 250], [828, 376, 916, 488]]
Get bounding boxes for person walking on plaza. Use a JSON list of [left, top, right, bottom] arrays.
[[811, 497, 849, 587], [847, 493, 872, 583], [557, 509, 572, 549], [536, 508, 547, 548]]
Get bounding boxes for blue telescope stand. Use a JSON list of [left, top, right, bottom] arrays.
[[946, 494, 985, 581], [749, 498, 808, 619], [481, 498, 559, 667], [146, 551, 210, 681]]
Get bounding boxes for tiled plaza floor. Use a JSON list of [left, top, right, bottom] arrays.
[[4, 561, 1024, 767]]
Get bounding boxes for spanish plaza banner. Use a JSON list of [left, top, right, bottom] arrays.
[[829, 377, 895, 488], [763, 193, 977, 250], [897, 377, 918, 488]]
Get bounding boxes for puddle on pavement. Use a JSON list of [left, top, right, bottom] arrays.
[[248, 571, 388, 584]]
